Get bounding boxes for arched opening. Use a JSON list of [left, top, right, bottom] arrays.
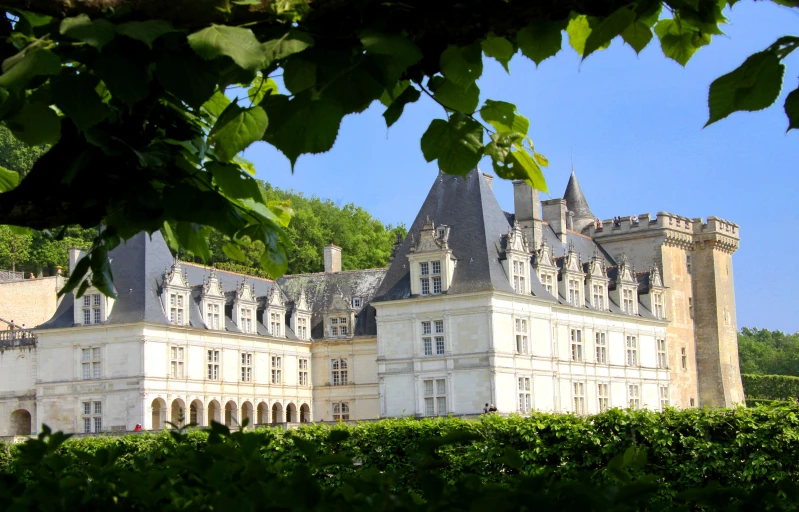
[[224, 400, 237, 428], [207, 400, 221, 426], [286, 403, 297, 423], [300, 404, 310, 423], [241, 401, 253, 428], [170, 399, 186, 427], [10, 409, 31, 436], [151, 398, 167, 430], [271, 402, 283, 423], [189, 399, 204, 426], [257, 402, 269, 425]]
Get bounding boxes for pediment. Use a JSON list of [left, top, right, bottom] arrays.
[[202, 268, 224, 297], [236, 278, 256, 302], [164, 258, 189, 289]]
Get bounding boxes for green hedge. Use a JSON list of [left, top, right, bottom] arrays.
[[2, 408, 799, 510], [742, 373, 799, 401]]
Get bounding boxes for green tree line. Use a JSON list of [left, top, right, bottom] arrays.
[[738, 327, 799, 377]]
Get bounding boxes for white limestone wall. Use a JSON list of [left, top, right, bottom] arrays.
[[311, 337, 379, 421], [0, 347, 37, 435]]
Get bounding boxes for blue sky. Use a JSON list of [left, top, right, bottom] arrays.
[[244, 2, 799, 333]]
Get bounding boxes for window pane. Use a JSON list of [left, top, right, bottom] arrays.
[[436, 397, 446, 415], [436, 379, 446, 395], [424, 380, 433, 396], [425, 398, 434, 416]]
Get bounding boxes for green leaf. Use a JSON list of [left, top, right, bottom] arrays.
[[621, 21, 653, 54], [90, 246, 116, 298], [785, 88, 799, 132], [481, 35, 515, 72], [655, 19, 711, 67], [6, 102, 61, 145], [51, 73, 110, 130], [567, 15, 592, 56], [222, 242, 247, 261], [534, 152, 549, 167], [209, 104, 269, 162], [706, 50, 785, 126], [583, 5, 635, 59], [263, 29, 314, 64], [420, 114, 483, 175], [156, 52, 218, 109], [175, 222, 212, 262], [440, 44, 483, 88], [94, 54, 151, 106], [480, 100, 529, 135], [260, 244, 288, 279], [383, 84, 420, 127], [430, 76, 479, 113], [248, 75, 278, 106], [188, 25, 266, 72], [0, 165, 20, 192], [208, 162, 261, 199], [517, 20, 564, 66], [508, 149, 548, 193], [361, 32, 422, 69], [116, 20, 174, 48], [60, 14, 115, 50], [0, 48, 61, 91], [203, 91, 232, 118], [282, 58, 317, 94]]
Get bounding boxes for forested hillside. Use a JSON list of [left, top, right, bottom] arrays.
[[738, 327, 799, 377]]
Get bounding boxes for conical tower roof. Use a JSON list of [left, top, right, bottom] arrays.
[[563, 170, 594, 219]]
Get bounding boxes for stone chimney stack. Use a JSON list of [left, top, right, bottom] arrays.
[[512, 181, 543, 249], [324, 244, 342, 273], [542, 199, 568, 243], [68, 248, 86, 275]]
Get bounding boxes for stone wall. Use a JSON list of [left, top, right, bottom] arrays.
[[0, 276, 62, 328]]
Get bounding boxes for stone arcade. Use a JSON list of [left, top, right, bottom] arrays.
[[0, 169, 743, 436]]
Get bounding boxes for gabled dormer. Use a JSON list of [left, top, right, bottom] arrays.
[[533, 241, 558, 296], [232, 278, 257, 334], [161, 257, 191, 326], [74, 282, 115, 326], [500, 221, 531, 295], [200, 268, 225, 330], [640, 266, 667, 319], [407, 216, 456, 296], [610, 254, 639, 316], [584, 247, 610, 311], [558, 241, 585, 308], [324, 294, 355, 339], [263, 285, 286, 338], [290, 289, 312, 341]]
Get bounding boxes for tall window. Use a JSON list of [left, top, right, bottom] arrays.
[[207, 350, 220, 380], [681, 347, 687, 370], [420, 262, 429, 295], [568, 279, 582, 306], [518, 377, 531, 413], [423, 320, 445, 356], [81, 348, 101, 380], [331, 358, 348, 386], [206, 303, 220, 329], [298, 359, 309, 386], [297, 317, 308, 340], [241, 352, 252, 382], [689, 297, 694, 318], [269, 312, 281, 336], [573, 382, 585, 414], [515, 318, 528, 354], [422, 321, 432, 356], [420, 261, 442, 295], [512, 259, 526, 294], [653, 293, 664, 319], [628, 384, 640, 409], [241, 308, 253, 334], [434, 320, 445, 355], [597, 383, 609, 412], [330, 317, 338, 337], [424, 379, 447, 416], [686, 254, 692, 274], [657, 339, 667, 369], [82, 294, 102, 325], [595, 332, 607, 364], [660, 386, 669, 409], [592, 285, 604, 310], [271, 356, 282, 384], [622, 288, 635, 314], [169, 293, 185, 325], [570, 329, 583, 362], [170, 346, 184, 378], [332, 402, 349, 421], [626, 336, 638, 366], [82, 401, 102, 433], [540, 273, 554, 294], [339, 317, 349, 336]]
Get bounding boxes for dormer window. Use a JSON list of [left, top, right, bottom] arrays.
[[297, 317, 308, 340], [269, 311, 281, 336], [622, 288, 635, 314], [419, 260, 442, 296], [592, 285, 605, 310], [436, 226, 446, 239], [653, 292, 665, 319], [540, 272, 554, 294], [169, 293, 185, 325], [240, 308, 254, 333], [82, 293, 103, 325], [352, 297, 362, 308], [206, 303, 220, 329], [329, 317, 349, 337], [568, 279, 582, 306], [511, 259, 527, 294]]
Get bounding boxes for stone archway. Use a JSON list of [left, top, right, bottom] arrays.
[[170, 398, 186, 427], [10, 409, 31, 436], [257, 402, 269, 425], [271, 402, 283, 423], [151, 398, 167, 430], [224, 400, 237, 427], [189, 399, 204, 426], [207, 400, 221, 426], [300, 403, 310, 423], [286, 403, 297, 423], [241, 401, 253, 428]]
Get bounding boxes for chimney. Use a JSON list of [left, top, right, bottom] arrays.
[[513, 180, 543, 249], [542, 198, 568, 243], [68, 248, 86, 275], [324, 244, 342, 273], [482, 173, 493, 190]]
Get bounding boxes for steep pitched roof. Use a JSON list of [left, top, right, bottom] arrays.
[[564, 170, 593, 219]]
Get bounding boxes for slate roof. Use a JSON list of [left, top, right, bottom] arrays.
[[563, 170, 593, 219]]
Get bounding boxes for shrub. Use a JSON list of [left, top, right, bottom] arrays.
[[742, 373, 799, 401]]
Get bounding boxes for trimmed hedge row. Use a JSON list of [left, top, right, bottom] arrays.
[[742, 373, 799, 401]]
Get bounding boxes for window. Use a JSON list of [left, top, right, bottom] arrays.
[[518, 377, 531, 413], [81, 347, 101, 380], [330, 317, 338, 337], [332, 402, 349, 421], [597, 383, 609, 412], [681, 347, 687, 370], [339, 317, 349, 336], [660, 386, 670, 409], [595, 332, 607, 364], [423, 320, 444, 356], [207, 350, 220, 380], [206, 303, 220, 329], [657, 339, 667, 369], [169, 293, 185, 325], [570, 329, 583, 362], [423, 378, 447, 416], [653, 293, 664, 319], [628, 384, 640, 409], [269, 312, 281, 336], [241, 352, 252, 382], [352, 297, 362, 308], [82, 293, 102, 325], [626, 336, 638, 366], [297, 317, 308, 340], [420, 261, 441, 296], [241, 308, 253, 334], [422, 321, 432, 356], [434, 320, 445, 355], [573, 382, 585, 414], [690, 398, 695, 407], [686, 254, 692, 275], [271, 356, 282, 384], [82, 401, 102, 433], [622, 288, 635, 314], [515, 318, 528, 354], [331, 358, 348, 386], [688, 297, 694, 318], [298, 359, 309, 386], [512, 259, 526, 294], [170, 346, 184, 379], [540, 273, 554, 294], [568, 279, 582, 306], [592, 284, 605, 310]]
